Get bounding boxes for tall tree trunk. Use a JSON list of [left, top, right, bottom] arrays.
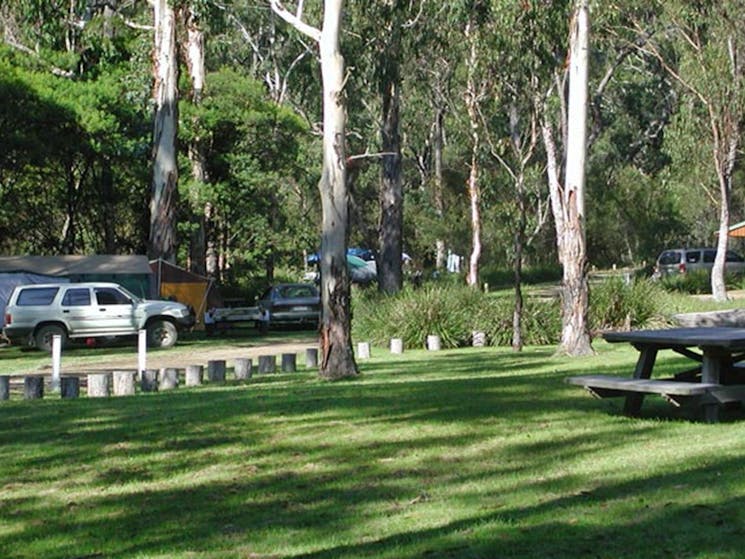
[[551, 0, 592, 356], [464, 20, 481, 288], [182, 4, 210, 276], [378, 17, 403, 294], [101, 157, 117, 253], [148, 0, 179, 263], [433, 104, 446, 271], [709, 36, 741, 302], [317, 0, 357, 379], [269, 0, 357, 379]]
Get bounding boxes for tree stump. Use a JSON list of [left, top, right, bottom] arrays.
[[281, 353, 297, 373], [234, 358, 252, 381], [472, 331, 486, 347], [390, 338, 404, 354], [207, 360, 226, 382], [141, 369, 159, 392], [60, 376, 80, 399], [357, 342, 371, 359], [24, 376, 44, 400], [0, 376, 9, 401], [426, 335, 441, 351], [305, 347, 319, 368], [159, 368, 179, 390], [87, 373, 110, 398], [185, 364, 203, 387], [258, 355, 276, 374], [112, 371, 136, 396]]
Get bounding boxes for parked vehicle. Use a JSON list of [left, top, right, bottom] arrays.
[[653, 248, 745, 278], [2, 282, 194, 351], [255, 283, 320, 334]]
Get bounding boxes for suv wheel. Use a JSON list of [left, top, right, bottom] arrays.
[[34, 324, 68, 352], [147, 320, 178, 348]]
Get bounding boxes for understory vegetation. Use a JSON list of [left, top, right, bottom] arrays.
[[353, 277, 676, 350]]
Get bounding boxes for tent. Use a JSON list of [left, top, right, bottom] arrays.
[[150, 259, 222, 329], [0, 272, 69, 320], [0, 255, 153, 297], [0, 255, 154, 320]]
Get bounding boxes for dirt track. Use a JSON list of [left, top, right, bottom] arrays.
[[81, 338, 320, 373]]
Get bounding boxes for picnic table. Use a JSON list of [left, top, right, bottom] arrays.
[[566, 327, 745, 422]]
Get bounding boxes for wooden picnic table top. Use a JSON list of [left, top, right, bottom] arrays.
[[602, 327, 745, 350]]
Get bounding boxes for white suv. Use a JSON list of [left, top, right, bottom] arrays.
[[3, 282, 194, 351]]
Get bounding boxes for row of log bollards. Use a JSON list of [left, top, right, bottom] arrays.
[[0, 347, 320, 401], [1, 335, 490, 401], [382, 330, 487, 356]]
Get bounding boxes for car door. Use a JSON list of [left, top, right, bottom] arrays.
[[91, 286, 137, 334], [60, 286, 96, 335]]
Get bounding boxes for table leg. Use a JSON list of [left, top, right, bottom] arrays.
[[623, 346, 657, 416], [701, 349, 724, 423]]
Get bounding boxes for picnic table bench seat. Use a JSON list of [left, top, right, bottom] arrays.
[[566, 374, 745, 409]]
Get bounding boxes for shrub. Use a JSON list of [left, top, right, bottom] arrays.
[[352, 285, 561, 348], [659, 270, 744, 294], [658, 270, 711, 294], [589, 277, 667, 332]]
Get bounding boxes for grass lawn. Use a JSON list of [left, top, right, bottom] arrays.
[[2, 340, 745, 558]]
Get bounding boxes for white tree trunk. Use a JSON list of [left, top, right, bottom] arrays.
[[149, 0, 179, 262], [317, 0, 357, 378], [542, 0, 593, 356], [269, 0, 357, 379], [464, 20, 482, 287]]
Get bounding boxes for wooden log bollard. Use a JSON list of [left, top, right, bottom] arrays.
[[159, 368, 179, 391], [281, 353, 297, 373], [0, 375, 9, 401], [185, 364, 203, 387], [141, 369, 159, 392], [390, 338, 404, 354], [113, 371, 136, 396], [87, 373, 110, 398], [60, 376, 80, 399], [357, 342, 371, 359], [472, 331, 486, 347], [258, 355, 276, 374], [24, 376, 44, 400], [234, 358, 252, 381], [207, 360, 226, 383], [426, 335, 441, 351], [305, 347, 319, 368]]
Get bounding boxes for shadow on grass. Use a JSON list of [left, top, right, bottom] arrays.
[[1, 345, 744, 558]]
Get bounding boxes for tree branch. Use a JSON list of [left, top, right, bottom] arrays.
[[269, 0, 321, 42]]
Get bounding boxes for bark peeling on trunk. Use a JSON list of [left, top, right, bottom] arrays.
[[149, 0, 179, 263], [269, 0, 358, 379], [541, 0, 593, 357]]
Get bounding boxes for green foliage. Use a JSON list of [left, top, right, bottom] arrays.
[[589, 277, 668, 331], [352, 284, 561, 348], [480, 264, 563, 289]]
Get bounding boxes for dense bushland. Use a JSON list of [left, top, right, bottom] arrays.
[[352, 278, 669, 349]]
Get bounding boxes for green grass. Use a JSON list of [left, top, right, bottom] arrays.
[[2, 340, 745, 558]]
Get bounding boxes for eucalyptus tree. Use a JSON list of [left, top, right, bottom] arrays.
[[635, 1, 745, 301], [540, 0, 593, 356], [148, 0, 179, 263], [475, 3, 550, 351], [269, 0, 357, 380]]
